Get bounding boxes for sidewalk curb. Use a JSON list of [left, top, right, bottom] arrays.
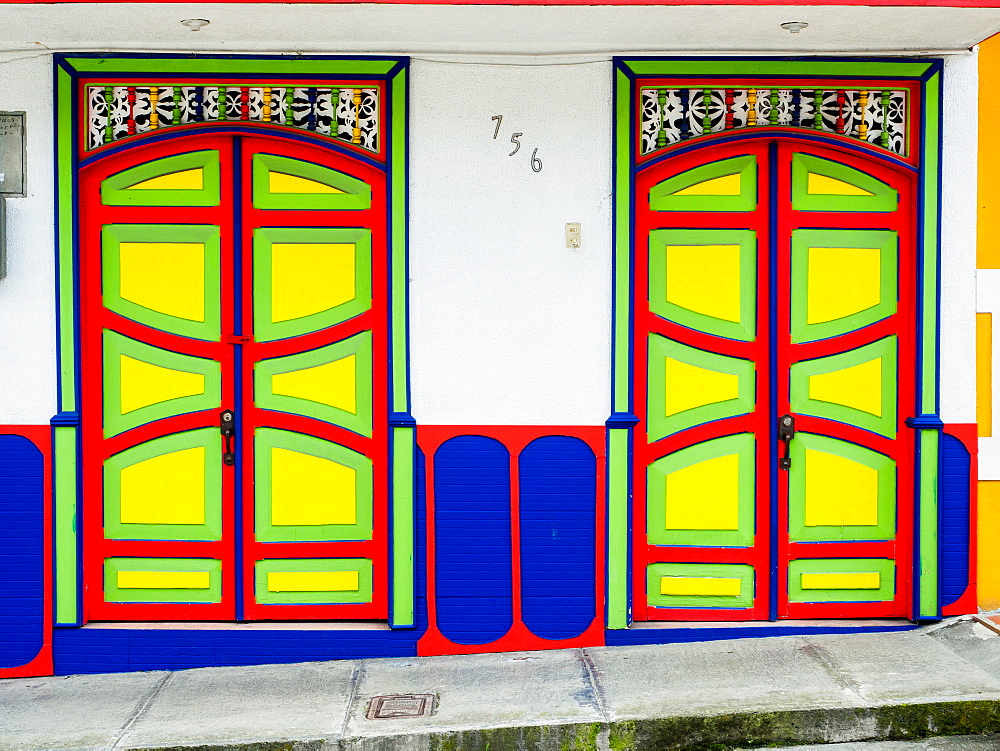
[[114, 698, 1000, 751]]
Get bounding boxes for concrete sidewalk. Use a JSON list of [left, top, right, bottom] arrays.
[[5, 618, 1000, 750]]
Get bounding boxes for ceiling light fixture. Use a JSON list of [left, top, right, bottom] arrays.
[[780, 21, 809, 33], [181, 18, 210, 31]]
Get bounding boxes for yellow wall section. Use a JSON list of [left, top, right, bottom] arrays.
[[664, 358, 739, 416], [119, 242, 206, 322], [979, 34, 1000, 268], [808, 358, 883, 417], [118, 570, 211, 589], [128, 169, 204, 191], [672, 173, 742, 196], [979, 313, 993, 438], [270, 243, 355, 323], [807, 173, 873, 196], [807, 246, 881, 325], [267, 570, 360, 592], [271, 355, 357, 413], [119, 355, 206, 414], [980, 481, 1000, 610], [665, 453, 740, 531], [270, 447, 357, 526], [665, 245, 741, 323], [800, 572, 880, 590], [268, 172, 345, 194], [119, 446, 207, 525], [804, 449, 878, 527], [660, 576, 741, 596]]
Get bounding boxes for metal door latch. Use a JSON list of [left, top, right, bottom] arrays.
[[220, 409, 236, 466], [778, 413, 795, 471]]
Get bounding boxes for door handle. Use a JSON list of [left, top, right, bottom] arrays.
[[778, 413, 795, 471], [220, 409, 236, 466]]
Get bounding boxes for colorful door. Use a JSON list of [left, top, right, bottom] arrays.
[[635, 137, 915, 621], [80, 132, 387, 621]]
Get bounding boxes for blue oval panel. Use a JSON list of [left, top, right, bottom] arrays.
[[520, 436, 596, 641], [433, 436, 513, 644], [940, 433, 971, 608], [0, 435, 45, 669]]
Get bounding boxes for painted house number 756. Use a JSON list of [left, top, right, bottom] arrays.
[[492, 115, 542, 172]]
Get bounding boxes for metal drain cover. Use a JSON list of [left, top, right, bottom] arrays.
[[366, 694, 436, 720]]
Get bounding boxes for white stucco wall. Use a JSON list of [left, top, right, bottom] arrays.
[[0, 50, 979, 432], [408, 59, 612, 425], [940, 51, 979, 426], [0, 54, 56, 425]]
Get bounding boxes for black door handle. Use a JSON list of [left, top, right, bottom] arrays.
[[778, 413, 795, 471], [220, 409, 236, 466]]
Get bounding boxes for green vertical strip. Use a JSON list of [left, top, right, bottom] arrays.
[[391, 426, 415, 627], [218, 86, 227, 121], [917, 69, 942, 619], [54, 426, 78, 625], [614, 68, 632, 413], [57, 67, 77, 412], [389, 67, 413, 628], [284, 86, 294, 125], [770, 89, 779, 125], [702, 88, 712, 133], [391, 68, 408, 414], [919, 429, 939, 617], [813, 90, 823, 129], [607, 428, 630, 629]]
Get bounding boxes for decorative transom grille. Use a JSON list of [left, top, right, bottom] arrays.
[[86, 85, 379, 153], [640, 88, 907, 157]]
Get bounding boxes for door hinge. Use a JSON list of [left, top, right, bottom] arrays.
[[226, 335, 251, 344]]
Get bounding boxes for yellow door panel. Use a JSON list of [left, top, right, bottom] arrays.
[[268, 172, 346, 194], [267, 570, 360, 592], [804, 448, 879, 527], [672, 173, 742, 196], [127, 169, 205, 191], [666, 244, 742, 323], [119, 355, 207, 414], [270, 243, 356, 323], [660, 576, 743, 596], [119, 242, 206, 323], [117, 570, 211, 590], [271, 355, 357, 414], [808, 357, 883, 417], [800, 572, 881, 590], [807, 173, 874, 196], [270, 447, 358, 526], [119, 446, 207, 525], [806, 246, 881, 325], [665, 452, 741, 531]]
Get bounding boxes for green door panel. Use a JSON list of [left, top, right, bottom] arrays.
[[790, 228, 898, 343], [647, 433, 756, 548], [787, 433, 896, 542], [790, 337, 898, 438], [101, 150, 221, 207], [791, 153, 898, 212], [650, 155, 757, 212], [254, 558, 374, 605], [254, 427, 373, 543], [255, 331, 373, 436], [103, 428, 223, 542], [252, 153, 372, 210], [649, 228, 757, 341], [787, 558, 896, 603], [647, 335, 755, 441], [103, 330, 222, 438], [102, 224, 222, 341], [647, 562, 755, 609], [252, 227, 372, 342], [104, 557, 223, 604]]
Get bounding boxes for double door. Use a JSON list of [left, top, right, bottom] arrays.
[[636, 138, 916, 621], [80, 132, 387, 621]]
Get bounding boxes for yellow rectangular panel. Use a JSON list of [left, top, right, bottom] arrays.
[[271, 447, 357, 526], [119, 446, 206, 525], [800, 572, 880, 590], [271, 243, 355, 323], [267, 570, 360, 592], [804, 449, 878, 527], [978, 313, 992, 438], [806, 247, 880, 325], [665, 245, 741, 323], [665, 453, 740, 530], [980, 481, 1000, 611], [660, 576, 741, 597], [119, 242, 206, 323], [117, 570, 211, 590], [979, 35, 1000, 269]]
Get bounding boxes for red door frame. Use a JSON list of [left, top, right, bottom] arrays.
[[632, 133, 917, 622], [79, 128, 389, 622]]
